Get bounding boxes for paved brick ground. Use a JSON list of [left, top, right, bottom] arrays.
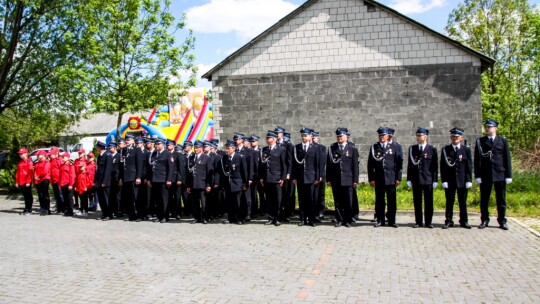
[[0, 196, 539, 303]]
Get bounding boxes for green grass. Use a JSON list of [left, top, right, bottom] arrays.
[[322, 172, 540, 218]]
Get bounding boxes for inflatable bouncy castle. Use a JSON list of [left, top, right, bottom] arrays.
[[105, 88, 215, 144]]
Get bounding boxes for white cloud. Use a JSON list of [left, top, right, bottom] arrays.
[[171, 63, 215, 89], [186, 0, 299, 41], [388, 0, 446, 14]]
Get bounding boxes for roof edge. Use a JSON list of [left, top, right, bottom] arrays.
[[202, 0, 495, 80]]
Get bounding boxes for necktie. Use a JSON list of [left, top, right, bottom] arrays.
[[454, 146, 458, 154], [304, 144, 307, 152], [489, 137, 493, 145], [419, 145, 423, 154], [340, 144, 344, 151], [229, 156, 232, 161]]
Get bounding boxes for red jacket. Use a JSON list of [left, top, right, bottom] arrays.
[[34, 160, 51, 184], [74, 159, 88, 194], [50, 158, 62, 184], [59, 161, 75, 187], [16, 159, 33, 186], [86, 160, 96, 190]]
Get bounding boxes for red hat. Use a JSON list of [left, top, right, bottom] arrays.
[[61, 152, 70, 158], [17, 148, 28, 154], [77, 148, 85, 154], [36, 150, 47, 156], [50, 147, 59, 153], [87, 152, 94, 158]]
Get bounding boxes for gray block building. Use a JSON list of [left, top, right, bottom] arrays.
[[202, 0, 494, 172]]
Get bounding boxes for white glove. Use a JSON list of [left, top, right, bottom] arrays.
[[442, 182, 448, 189], [432, 182, 438, 188], [475, 178, 482, 184], [406, 181, 412, 188], [505, 178, 512, 184], [466, 182, 472, 189]]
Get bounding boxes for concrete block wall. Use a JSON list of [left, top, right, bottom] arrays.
[[213, 0, 481, 78], [212, 63, 483, 174]]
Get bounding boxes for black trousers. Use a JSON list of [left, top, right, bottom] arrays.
[[151, 182, 169, 221], [136, 184, 149, 219], [171, 182, 183, 217], [412, 184, 434, 225], [332, 185, 353, 224], [79, 191, 89, 212], [255, 181, 266, 214], [61, 185, 74, 215], [122, 181, 138, 219], [298, 183, 316, 223], [206, 187, 219, 219], [249, 182, 261, 216], [97, 187, 111, 219], [167, 182, 179, 217], [444, 186, 468, 224], [180, 184, 192, 216], [36, 180, 51, 211], [265, 182, 282, 221], [241, 186, 252, 219], [20, 185, 33, 212], [281, 180, 295, 218], [480, 181, 507, 224], [52, 183, 64, 212], [191, 188, 207, 221], [108, 176, 119, 216], [226, 190, 242, 223], [352, 187, 359, 216], [375, 184, 397, 224], [314, 178, 326, 215]]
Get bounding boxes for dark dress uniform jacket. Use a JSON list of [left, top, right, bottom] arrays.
[[316, 143, 327, 180], [291, 143, 320, 184], [407, 145, 438, 185], [186, 153, 213, 189], [121, 146, 143, 182], [326, 143, 359, 186], [95, 151, 112, 186], [173, 151, 186, 183], [109, 152, 121, 180], [215, 153, 247, 192], [440, 144, 472, 188], [367, 142, 403, 185], [474, 136, 512, 182], [259, 146, 286, 183], [150, 150, 174, 183], [237, 147, 254, 181]]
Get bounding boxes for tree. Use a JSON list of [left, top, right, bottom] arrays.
[[0, 0, 88, 116], [445, 0, 540, 148], [81, 0, 197, 138]]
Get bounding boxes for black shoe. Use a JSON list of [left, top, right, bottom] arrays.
[[102, 217, 110, 221], [223, 220, 230, 224], [426, 224, 434, 229], [191, 220, 198, 224], [245, 217, 251, 222], [335, 222, 343, 227], [282, 218, 290, 223], [460, 222, 471, 229], [350, 218, 357, 223], [160, 219, 167, 223], [313, 218, 321, 223], [370, 215, 377, 223], [344, 222, 351, 228], [175, 215, 181, 220], [479, 221, 489, 229], [298, 221, 305, 226], [136, 218, 142, 222], [202, 220, 208, 224], [153, 219, 160, 222], [442, 223, 451, 229], [353, 215, 360, 221], [265, 220, 274, 225], [500, 223, 508, 230], [413, 224, 422, 228], [308, 222, 316, 227], [237, 221, 244, 225], [391, 223, 399, 228], [274, 221, 281, 226], [318, 213, 325, 219], [374, 222, 382, 227]]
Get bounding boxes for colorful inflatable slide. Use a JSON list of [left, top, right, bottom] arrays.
[[106, 88, 215, 144]]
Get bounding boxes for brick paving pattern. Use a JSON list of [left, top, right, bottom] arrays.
[[1, 196, 538, 303]]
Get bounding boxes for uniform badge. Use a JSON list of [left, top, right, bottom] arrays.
[[459, 154, 463, 161], [113, 158, 117, 163], [345, 151, 349, 157], [424, 153, 427, 159], [170, 156, 174, 163], [232, 164, 236, 170], [389, 149, 392, 155]]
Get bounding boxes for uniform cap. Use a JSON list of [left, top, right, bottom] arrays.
[[266, 131, 278, 138], [416, 127, 429, 135], [233, 133, 245, 140], [450, 127, 464, 136], [300, 127, 313, 135], [183, 141, 193, 147], [193, 140, 204, 147], [484, 118, 498, 127], [336, 127, 349, 136]]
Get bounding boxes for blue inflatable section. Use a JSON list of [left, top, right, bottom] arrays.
[[106, 123, 167, 144]]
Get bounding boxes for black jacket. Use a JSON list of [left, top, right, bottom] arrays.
[[149, 150, 174, 183], [214, 153, 247, 192], [95, 151, 112, 187], [291, 143, 320, 184], [186, 153, 213, 189], [120, 146, 143, 182], [474, 136, 512, 182], [326, 142, 359, 186], [407, 144, 438, 185], [259, 145, 286, 183], [367, 142, 403, 186], [440, 144, 472, 188]]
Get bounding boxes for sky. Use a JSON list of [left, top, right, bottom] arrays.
[[169, 0, 540, 87]]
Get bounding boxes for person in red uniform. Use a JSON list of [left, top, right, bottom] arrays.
[[34, 150, 51, 215], [48, 147, 64, 213], [74, 149, 89, 216], [59, 152, 75, 216], [16, 148, 34, 215], [86, 153, 97, 211]]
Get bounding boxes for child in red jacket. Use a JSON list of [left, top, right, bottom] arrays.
[[74, 150, 89, 216], [49, 147, 64, 213], [16, 148, 34, 215], [59, 152, 75, 216], [34, 150, 51, 215], [86, 153, 97, 211]]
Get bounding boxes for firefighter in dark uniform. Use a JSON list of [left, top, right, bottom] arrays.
[[214, 140, 248, 224], [346, 132, 361, 222], [148, 138, 174, 223], [116, 138, 126, 216], [203, 140, 219, 220], [406, 127, 438, 228], [186, 140, 213, 224], [249, 135, 265, 216], [312, 131, 327, 219], [94, 141, 112, 220], [140, 138, 156, 220], [368, 127, 403, 228], [291, 128, 320, 227], [181, 141, 194, 217], [107, 142, 121, 218], [326, 128, 359, 228], [440, 127, 472, 229], [259, 131, 286, 226], [120, 135, 143, 221], [474, 119, 512, 230], [234, 133, 254, 222], [166, 140, 185, 220], [171, 144, 186, 220], [134, 137, 149, 221], [275, 127, 294, 221]]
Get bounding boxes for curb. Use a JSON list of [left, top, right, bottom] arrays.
[[509, 217, 540, 238]]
